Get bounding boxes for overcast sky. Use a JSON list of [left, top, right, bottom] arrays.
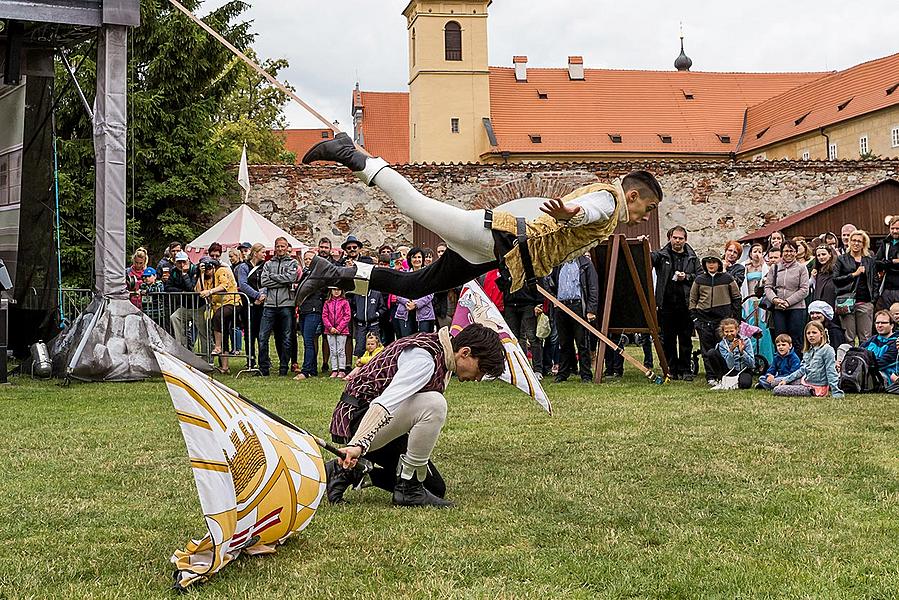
[[203, 0, 899, 129]]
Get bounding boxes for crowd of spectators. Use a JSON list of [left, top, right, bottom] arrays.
[[125, 214, 899, 394]]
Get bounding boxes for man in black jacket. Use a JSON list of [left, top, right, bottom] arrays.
[[350, 284, 386, 361], [549, 255, 599, 383], [651, 226, 699, 380], [500, 266, 547, 379], [875, 216, 899, 310], [166, 251, 207, 353]]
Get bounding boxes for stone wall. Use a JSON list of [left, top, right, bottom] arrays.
[[247, 158, 899, 256]]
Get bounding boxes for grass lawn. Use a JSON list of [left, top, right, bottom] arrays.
[[2, 361, 899, 599]]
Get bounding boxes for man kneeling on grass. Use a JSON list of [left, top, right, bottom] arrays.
[[326, 323, 505, 508]]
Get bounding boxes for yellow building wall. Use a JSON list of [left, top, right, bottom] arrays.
[[739, 105, 899, 161], [405, 0, 491, 164]]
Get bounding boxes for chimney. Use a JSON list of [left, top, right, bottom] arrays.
[[513, 55, 528, 82], [568, 55, 584, 80]]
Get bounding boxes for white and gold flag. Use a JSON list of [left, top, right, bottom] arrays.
[[155, 352, 326, 590], [451, 281, 552, 414]]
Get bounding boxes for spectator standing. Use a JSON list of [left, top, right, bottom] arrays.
[[765, 248, 781, 268], [839, 223, 857, 254], [766, 231, 784, 252], [238, 241, 252, 261], [651, 226, 698, 380], [294, 251, 325, 380], [227, 247, 245, 353], [340, 235, 362, 266], [549, 255, 599, 383], [322, 287, 351, 378], [350, 275, 385, 362], [874, 216, 899, 310], [234, 242, 267, 369], [500, 266, 546, 381], [157, 241, 182, 274], [126, 247, 148, 309], [318, 237, 333, 260], [394, 247, 436, 337], [834, 230, 877, 345], [810, 244, 838, 308], [197, 257, 240, 374], [742, 243, 773, 366], [723, 240, 746, 288], [765, 240, 810, 356], [167, 251, 207, 353], [258, 237, 299, 376], [690, 254, 741, 385]]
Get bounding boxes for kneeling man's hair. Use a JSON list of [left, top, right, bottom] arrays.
[[451, 323, 506, 378], [622, 170, 663, 202]]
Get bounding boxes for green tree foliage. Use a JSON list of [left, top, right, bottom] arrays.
[[56, 0, 293, 286]]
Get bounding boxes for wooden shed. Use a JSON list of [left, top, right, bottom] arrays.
[[740, 179, 899, 244]]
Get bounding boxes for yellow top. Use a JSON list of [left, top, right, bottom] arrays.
[[355, 345, 385, 368], [491, 182, 624, 292], [197, 267, 241, 313]]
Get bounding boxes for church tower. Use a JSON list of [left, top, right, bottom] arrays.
[[403, 0, 492, 163]]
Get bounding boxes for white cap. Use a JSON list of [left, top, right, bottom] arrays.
[[175, 251, 189, 262]]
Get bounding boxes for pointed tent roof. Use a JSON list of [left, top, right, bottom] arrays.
[[185, 204, 308, 262]]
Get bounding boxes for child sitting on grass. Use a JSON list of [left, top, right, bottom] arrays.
[[706, 318, 755, 386], [344, 332, 386, 380], [773, 320, 843, 398], [757, 333, 801, 389]]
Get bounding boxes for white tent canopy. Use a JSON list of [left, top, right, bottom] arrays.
[[185, 204, 308, 261]]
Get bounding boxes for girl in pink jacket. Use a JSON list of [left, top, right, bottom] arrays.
[[322, 287, 352, 378]]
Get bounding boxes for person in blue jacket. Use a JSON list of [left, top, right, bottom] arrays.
[[757, 333, 802, 389]]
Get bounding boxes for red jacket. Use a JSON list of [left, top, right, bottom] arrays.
[[483, 269, 505, 312], [322, 296, 351, 335]]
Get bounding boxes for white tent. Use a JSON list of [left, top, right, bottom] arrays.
[[185, 204, 308, 262]]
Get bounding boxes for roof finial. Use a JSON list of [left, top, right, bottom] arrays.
[[675, 22, 692, 71]]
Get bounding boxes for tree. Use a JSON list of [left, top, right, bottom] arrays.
[[213, 53, 296, 165], [55, 0, 293, 286]]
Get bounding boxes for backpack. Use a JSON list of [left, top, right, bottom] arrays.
[[839, 348, 882, 393]]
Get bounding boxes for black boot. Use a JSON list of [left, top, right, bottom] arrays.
[[393, 477, 454, 508], [295, 255, 356, 308], [303, 132, 368, 171], [325, 458, 364, 504]]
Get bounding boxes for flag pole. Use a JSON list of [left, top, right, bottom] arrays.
[[536, 285, 666, 385]]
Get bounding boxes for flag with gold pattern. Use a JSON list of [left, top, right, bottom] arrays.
[[451, 280, 552, 414], [155, 352, 326, 590]]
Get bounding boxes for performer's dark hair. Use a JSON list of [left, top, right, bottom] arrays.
[[452, 324, 505, 378], [622, 170, 663, 202]]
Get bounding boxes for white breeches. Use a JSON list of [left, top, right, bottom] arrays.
[[373, 168, 497, 265], [366, 391, 447, 468]]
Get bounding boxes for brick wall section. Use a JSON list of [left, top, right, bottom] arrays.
[[247, 159, 899, 255]]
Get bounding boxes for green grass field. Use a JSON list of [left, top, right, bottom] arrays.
[[2, 365, 899, 599]]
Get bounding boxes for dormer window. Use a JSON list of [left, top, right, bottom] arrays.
[[529, 134, 542, 144], [445, 21, 462, 61]]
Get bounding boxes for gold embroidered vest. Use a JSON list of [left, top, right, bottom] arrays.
[[492, 182, 624, 292]]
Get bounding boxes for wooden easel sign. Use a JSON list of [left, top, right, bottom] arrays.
[[591, 235, 669, 382]]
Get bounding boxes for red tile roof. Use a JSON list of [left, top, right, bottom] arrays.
[[738, 52, 899, 154], [355, 91, 410, 164], [486, 67, 826, 157], [739, 179, 899, 241], [278, 129, 335, 164]]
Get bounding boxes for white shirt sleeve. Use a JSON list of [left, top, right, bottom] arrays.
[[371, 348, 437, 414], [569, 191, 616, 225]]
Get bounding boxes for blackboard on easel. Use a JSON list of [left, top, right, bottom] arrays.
[[590, 235, 669, 381]]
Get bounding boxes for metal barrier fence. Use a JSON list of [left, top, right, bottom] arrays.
[[59, 288, 259, 377], [60, 288, 94, 326]]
